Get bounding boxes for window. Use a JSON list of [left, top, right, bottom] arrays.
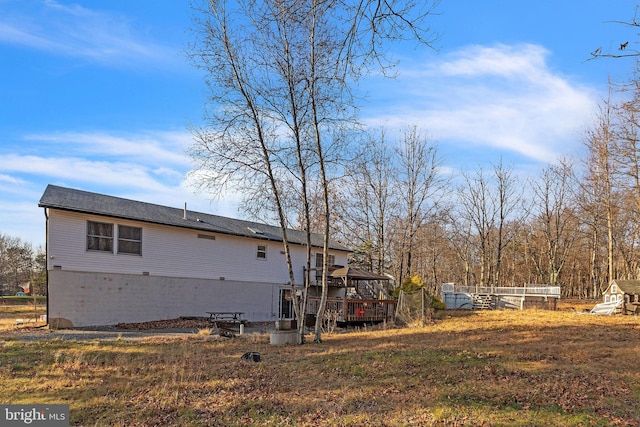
[[257, 244, 267, 259], [611, 284, 617, 293], [315, 253, 335, 268], [87, 221, 114, 252], [118, 225, 142, 255]]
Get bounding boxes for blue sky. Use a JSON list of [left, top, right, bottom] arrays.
[[1, 0, 638, 247]]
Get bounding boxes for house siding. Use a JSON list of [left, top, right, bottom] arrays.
[[46, 209, 349, 326], [48, 210, 347, 284]]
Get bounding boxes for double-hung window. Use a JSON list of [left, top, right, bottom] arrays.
[[315, 253, 335, 268], [86, 221, 142, 255], [118, 225, 142, 255], [87, 221, 114, 253], [257, 244, 267, 259]]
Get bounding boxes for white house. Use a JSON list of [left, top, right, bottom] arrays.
[[39, 185, 350, 327]]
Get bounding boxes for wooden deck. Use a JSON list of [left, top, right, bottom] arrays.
[[307, 297, 395, 323]]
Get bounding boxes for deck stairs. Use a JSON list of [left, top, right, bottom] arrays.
[[356, 280, 390, 300], [357, 284, 376, 299], [589, 300, 623, 315]]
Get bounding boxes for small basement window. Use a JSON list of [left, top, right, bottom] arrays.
[[118, 225, 142, 255], [87, 221, 114, 253], [257, 244, 267, 259]]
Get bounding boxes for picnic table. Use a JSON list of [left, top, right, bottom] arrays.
[[206, 311, 246, 324]]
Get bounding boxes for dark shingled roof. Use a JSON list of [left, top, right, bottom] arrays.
[[39, 185, 351, 252], [610, 280, 640, 294]]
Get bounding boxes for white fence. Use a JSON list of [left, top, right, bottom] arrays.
[[441, 283, 561, 298]]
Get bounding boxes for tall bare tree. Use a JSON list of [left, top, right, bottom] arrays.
[[579, 94, 617, 295], [491, 161, 524, 287], [341, 130, 398, 274], [457, 167, 495, 287], [395, 126, 445, 281], [188, 0, 440, 342], [611, 71, 640, 278], [529, 161, 577, 286]]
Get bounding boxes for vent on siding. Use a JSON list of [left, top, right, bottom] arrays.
[[197, 234, 216, 240]]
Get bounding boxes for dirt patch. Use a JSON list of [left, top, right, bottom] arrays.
[[115, 317, 212, 330]]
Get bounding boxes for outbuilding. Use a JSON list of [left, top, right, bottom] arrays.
[[602, 280, 640, 315]]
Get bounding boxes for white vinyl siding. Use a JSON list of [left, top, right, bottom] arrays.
[[48, 210, 348, 285]]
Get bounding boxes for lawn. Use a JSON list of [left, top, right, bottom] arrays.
[[1, 303, 639, 426], [0, 301, 46, 329]]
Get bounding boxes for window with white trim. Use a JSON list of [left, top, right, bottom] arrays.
[[87, 221, 114, 253], [118, 225, 142, 255], [257, 244, 267, 259]]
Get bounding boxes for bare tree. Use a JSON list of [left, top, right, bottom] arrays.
[[341, 129, 398, 275], [588, 6, 640, 61], [529, 161, 577, 286], [189, 0, 440, 343], [395, 126, 445, 281], [578, 94, 618, 295], [0, 233, 37, 294], [188, 0, 309, 334], [457, 167, 495, 287], [492, 160, 524, 287], [445, 213, 475, 286]]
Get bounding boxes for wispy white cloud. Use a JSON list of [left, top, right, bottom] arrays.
[[0, 174, 25, 185], [0, 154, 170, 191], [0, 128, 195, 193], [363, 43, 598, 164], [0, 0, 177, 68], [23, 131, 193, 167], [0, 129, 242, 246]]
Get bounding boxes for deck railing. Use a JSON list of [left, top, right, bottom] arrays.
[[307, 297, 395, 323], [441, 283, 560, 298]]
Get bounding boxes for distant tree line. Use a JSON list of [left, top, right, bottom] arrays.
[[0, 233, 45, 296], [329, 70, 640, 300], [187, 2, 640, 302]]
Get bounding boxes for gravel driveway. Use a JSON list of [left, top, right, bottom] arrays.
[[0, 322, 272, 342]]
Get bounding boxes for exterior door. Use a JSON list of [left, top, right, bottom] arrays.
[[279, 289, 293, 319]]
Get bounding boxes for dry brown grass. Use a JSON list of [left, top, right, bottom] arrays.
[[1, 302, 639, 426], [0, 303, 46, 330]]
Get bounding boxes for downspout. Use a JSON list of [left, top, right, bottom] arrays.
[[43, 207, 49, 326]]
